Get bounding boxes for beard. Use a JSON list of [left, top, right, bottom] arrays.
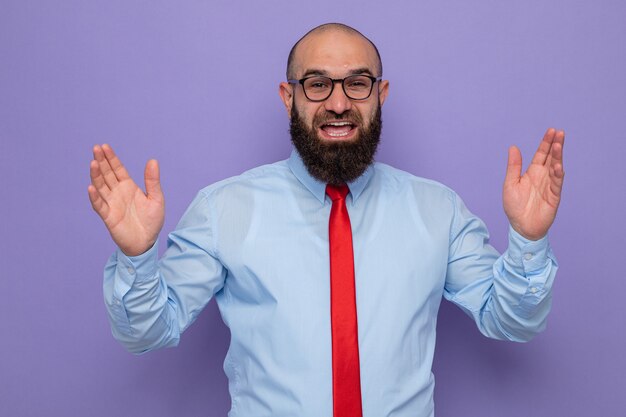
[[289, 103, 382, 185]]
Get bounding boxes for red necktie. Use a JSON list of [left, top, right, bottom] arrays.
[[326, 184, 363, 417]]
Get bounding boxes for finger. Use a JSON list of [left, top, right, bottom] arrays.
[[90, 159, 111, 197], [505, 145, 522, 185], [101, 144, 131, 182], [551, 131, 565, 165], [554, 128, 565, 144], [546, 137, 565, 194], [549, 162, 565, 197], [144, 159, 163, 200], [93, 144, 119, 189], [531, 128, 556, 166], [87, 184, 109, 219], [543, 146, 554, 170], [545, 130, 564, 169]]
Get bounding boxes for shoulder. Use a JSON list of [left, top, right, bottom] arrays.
[[371, 162, 458, 203], [195, 159, 292, 200]]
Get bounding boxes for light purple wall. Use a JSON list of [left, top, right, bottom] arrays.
[[1, 1, 624, 416]]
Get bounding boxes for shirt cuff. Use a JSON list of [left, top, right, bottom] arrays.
[[113, 241, 159, 294], [504, 226, 554, 276], [119, 241, 159, 278], [103, 242, 160, 336]]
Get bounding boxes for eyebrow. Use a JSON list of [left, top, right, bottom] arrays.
[[300, 67, 375, 78]]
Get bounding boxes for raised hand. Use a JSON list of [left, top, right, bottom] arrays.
[[88, 144, 165, 256], [503, 128, 565, 241]]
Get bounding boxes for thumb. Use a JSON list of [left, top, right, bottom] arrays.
[[144, 159, 163, 199], [505, 146, 522, 185]]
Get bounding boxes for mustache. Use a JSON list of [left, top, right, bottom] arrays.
[[314, 110, 363, 126]]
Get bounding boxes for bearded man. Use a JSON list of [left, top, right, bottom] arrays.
[[88, 23, 565, 417]]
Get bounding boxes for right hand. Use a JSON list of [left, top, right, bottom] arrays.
[[88, 144, 165, 256]]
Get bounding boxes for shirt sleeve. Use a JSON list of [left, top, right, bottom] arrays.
[[102, 191, 227, 354], [443, 192, 558, 342]]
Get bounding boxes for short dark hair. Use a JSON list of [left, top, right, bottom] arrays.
[[286, 23, 383, 80]]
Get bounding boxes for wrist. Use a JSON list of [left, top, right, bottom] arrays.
[[510, 223, 546, 242], [118, 238, 157, 257]]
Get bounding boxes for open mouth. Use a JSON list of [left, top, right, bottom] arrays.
[[319, 121, 357, 140]]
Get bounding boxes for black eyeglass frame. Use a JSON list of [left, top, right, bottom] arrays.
[[287, 75, 382, 102]]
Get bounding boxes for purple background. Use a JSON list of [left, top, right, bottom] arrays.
[[1, 1, 625, 416]]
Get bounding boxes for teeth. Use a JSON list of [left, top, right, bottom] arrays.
[[321, 121, 354, 138]]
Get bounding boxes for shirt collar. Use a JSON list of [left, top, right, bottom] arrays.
[[287, 149, 374, 205]]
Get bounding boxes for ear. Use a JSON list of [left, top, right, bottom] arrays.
[[378, 80, 389, 107], [279, 82, 294, 119]]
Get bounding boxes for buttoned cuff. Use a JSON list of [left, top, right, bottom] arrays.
[[104, 242, 160, 335], [118, 241, 159, 279], [113, 242, 159, 298], [504, 226, 555, 275], [498, 227, 558, 319]]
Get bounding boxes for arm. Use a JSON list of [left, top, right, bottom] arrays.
[[443, 194, 557, 342], [89, 145, 225, 353], [444, 128, 565, 341], [103, 193, 226, 354]]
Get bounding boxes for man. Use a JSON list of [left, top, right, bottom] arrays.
[[88, 23, 564, 417]]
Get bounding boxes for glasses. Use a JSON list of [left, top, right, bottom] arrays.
[[288, 75, 381, 102]]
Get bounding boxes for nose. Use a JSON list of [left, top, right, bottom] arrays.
[[323, 81, 352, 115]]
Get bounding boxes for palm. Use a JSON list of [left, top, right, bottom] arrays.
[[503, 128, 565, 241], [88, 144, 165, 256]]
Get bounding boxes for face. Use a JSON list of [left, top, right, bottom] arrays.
[[279, 30, 389, 184]]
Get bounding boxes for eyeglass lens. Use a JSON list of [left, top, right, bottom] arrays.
[[303, 76, 374, 101]]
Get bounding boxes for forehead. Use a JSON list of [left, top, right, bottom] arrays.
[[292, 30, 379, 78]]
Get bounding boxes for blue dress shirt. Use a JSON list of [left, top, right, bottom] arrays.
[[103, 150, 557, 417]]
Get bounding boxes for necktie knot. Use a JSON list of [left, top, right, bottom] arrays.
[[326, 184, 349, 201]]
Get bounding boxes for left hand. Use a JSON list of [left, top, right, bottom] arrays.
[[503, 128, 565, 241]]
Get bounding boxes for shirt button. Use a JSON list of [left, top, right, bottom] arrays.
[[530, 287, 538, 294], [126, 266, 135, 274], [524, 253, 533, 261]]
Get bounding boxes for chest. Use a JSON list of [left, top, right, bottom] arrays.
[[215, 192, 452, 319]]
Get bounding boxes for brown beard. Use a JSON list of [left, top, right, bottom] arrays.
[[289, 103, 382, 185]]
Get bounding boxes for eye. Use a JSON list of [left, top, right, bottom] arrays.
[[305, 77, 331, 90], [345, 76, 371, 90]]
